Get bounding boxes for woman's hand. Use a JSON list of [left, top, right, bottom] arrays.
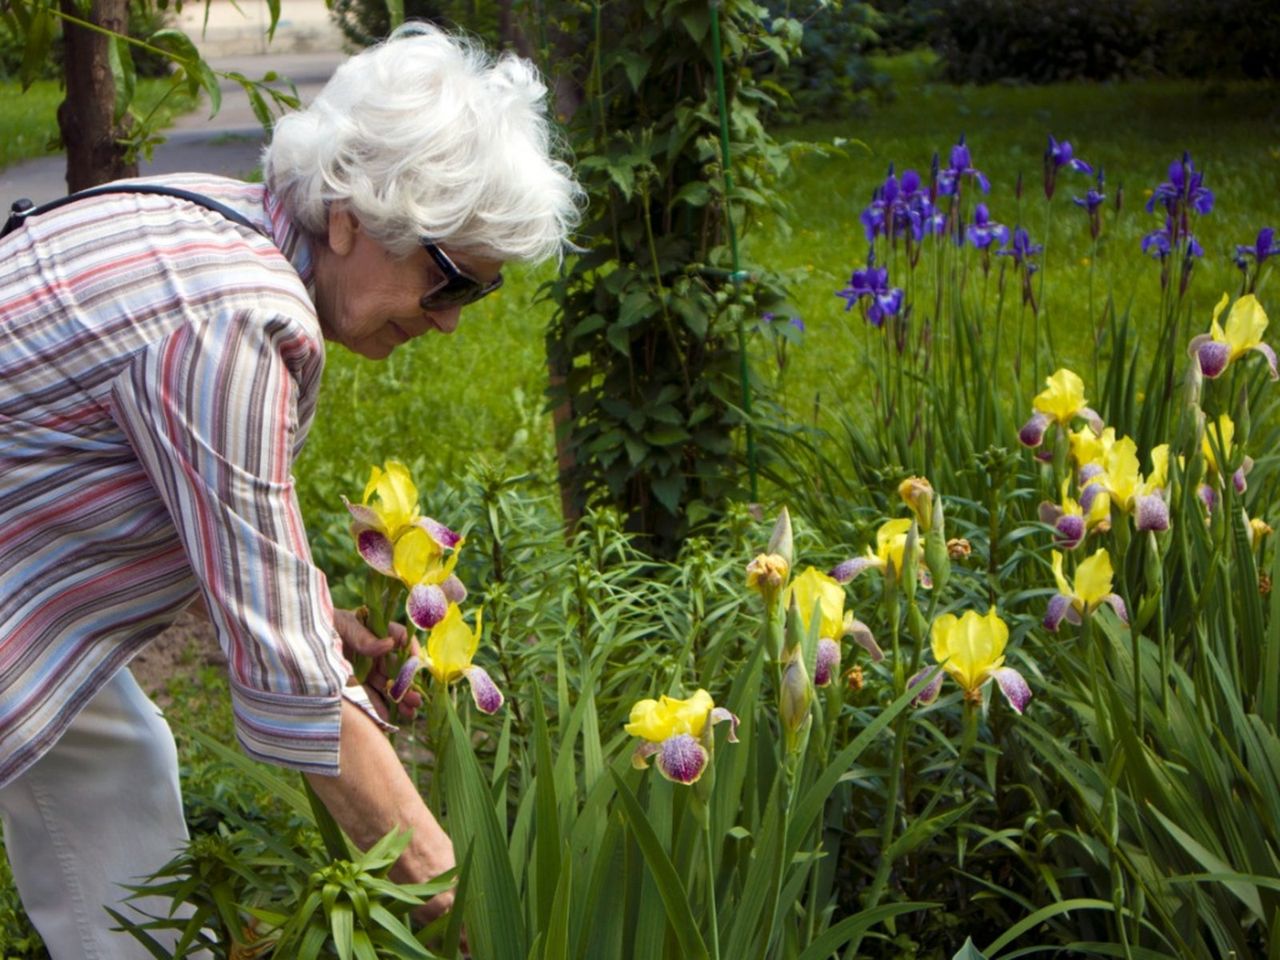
[[332, 608, 425, 721]]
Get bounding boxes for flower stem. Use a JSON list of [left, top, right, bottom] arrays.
[[704, 819, 721, 960]]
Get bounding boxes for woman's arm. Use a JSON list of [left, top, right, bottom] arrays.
[[304, 699, 456, 921]]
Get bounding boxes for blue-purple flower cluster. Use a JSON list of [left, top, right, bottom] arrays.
[[836, 264, 904, 327]]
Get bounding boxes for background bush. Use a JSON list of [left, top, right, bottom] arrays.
[[927, 0, 1280, 83], [0, 0, 173, 81]]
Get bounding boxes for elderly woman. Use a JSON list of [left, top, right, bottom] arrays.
[[0, 24, 579, 957]]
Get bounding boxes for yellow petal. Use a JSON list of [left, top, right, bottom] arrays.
[[1074, 549, 1115, 608], [1052, 550, 1070, 595], [624, 689, 713, 742], [1202, 414, 1235, 472], [788, 567, 845, 639], [1146, 444, 1170, 490], [876, 518, 914, 570], [1104, 437, 1141, 510], [931, 612, 958, 666], [392, 526, 440, 586], [1034, 368, 1087, 424], [1210, 291, 1230, 341], [427, 604, 478, 682], [1224, 294, 1268, 359], [937, 608, 1006, 692]]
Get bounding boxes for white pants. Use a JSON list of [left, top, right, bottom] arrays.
[[0, 669, 195, 959]]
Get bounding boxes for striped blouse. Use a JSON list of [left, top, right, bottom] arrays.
[[0, 173, 383, 788]]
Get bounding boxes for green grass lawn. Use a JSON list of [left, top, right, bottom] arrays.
[[0, 76, 196, 169]]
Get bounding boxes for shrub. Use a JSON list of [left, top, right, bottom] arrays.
[[929, 0, 1280, 84]]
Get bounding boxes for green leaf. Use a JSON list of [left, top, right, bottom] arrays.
[[984, 899, 1118, 958], [643, 426, 691, 446], [383, 0, 404, 30], [531, 687, 562, 938], [650, 471, 685, 514], [444, 700, 527, 960], [107, 34, 136, 123], [615, 50, 651, 93], [331, 901, 354, 960], [17, 6, 54, 90], [795, 902, 937, 960], [608, 770, 710, 960], [950, 936, 989, 959]]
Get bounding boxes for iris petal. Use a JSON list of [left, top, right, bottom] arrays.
[[464, 665, 504, 714], [829, 556, 879, 583], [909, 665, 944, 706], [407, 583, 448, 631], [386, 656, 420, 703], [1056, 514, 1085, 549], [1044, 593, 1073, 632], [814, 638, 841, 686], [1103, 593, 1129, 623], [420, 517, 463, 549], [1193, 337, 1231, 378], [992, 667, 1032, 714], [1252, 342, 1279, 380], [846, 617, 884, 662], [1135, 493, 1170, 533], [709, 707, 740, 743], [1019, 411, 1052, 448], [441, 574, 468, 604], [655, 734, 708, 784], [357, 530, 396, 576]]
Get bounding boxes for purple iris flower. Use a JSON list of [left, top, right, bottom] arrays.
[[1044, 135, 1093, 200], [1235, 227, 1275, 272], [1142, 218, 1203, 261], [861, 165, 935, 245], [763, 312, 805, 333], [1146, 152, 1214, 217], [1073, 167, 1106, 240], [966, 203, 1009, 251], [937, 134, 991, 196], [835, 264, 905, 327], [998, 226, 1042, 272]]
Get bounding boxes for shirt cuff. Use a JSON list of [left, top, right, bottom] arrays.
[[228, 674, 398, 777]]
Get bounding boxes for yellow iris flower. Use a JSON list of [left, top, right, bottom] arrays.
[[626, 690, 738, 784], [424, 605, 503, 714], [910, 608, 1031, 713], [1044, 549, 1128, 631], [1189, 293, 1277, 380]]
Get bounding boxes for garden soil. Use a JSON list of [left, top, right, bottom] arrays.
[[129, 607, 225, 707]]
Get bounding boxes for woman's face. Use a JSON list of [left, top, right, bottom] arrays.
[[312, 208, 504, 360]]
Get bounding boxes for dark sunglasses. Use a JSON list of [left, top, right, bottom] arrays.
[[420, 239, 503, 311]]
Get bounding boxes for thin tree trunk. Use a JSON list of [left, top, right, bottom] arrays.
[[59, 0, 136, 192]]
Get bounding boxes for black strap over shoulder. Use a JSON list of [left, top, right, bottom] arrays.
[[1, 183, 264, 240]]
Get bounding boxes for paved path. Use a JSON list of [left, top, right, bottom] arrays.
[[0, 5, 345, 205]]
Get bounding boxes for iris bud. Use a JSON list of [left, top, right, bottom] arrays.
[[898, 476, 934, 532], [779, 649, 812, 738], [767, 507, 794, 567]]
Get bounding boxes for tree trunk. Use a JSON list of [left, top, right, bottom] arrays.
[[59, 0, 136, 192]]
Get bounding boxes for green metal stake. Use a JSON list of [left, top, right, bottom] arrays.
[[709, 0, 759, 502]]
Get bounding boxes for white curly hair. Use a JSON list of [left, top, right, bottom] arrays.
[[264, 23, 582, 261]]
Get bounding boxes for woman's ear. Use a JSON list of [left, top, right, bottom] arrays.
[[326, 206, 358, 256]]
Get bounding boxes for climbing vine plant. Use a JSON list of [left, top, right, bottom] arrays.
[[544, 0, 800, 555]]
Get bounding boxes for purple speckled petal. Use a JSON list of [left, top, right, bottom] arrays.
[[464, 665, 504, 714], [386, 656, 420, 703], [1019, 411, 1051, 448], [419, 517, 462, 550], [1199, 483, 1219, 514], [357, 530, 396, 576], [344, 498, 383, 531], [1078, 463, 1105, 485], [829, 556, 878, 583], [1193, 337, 1230, 378], [1079, 481, 1106, 514], [441, 574, 468, 604], [909, 666, 944, 706], [846, 618, 884, 662], [1103, 593, 1129, 624], [1038, 500, 1064, 525], [1056, 514, 1085, 549], [709, 706, 739, 743], [1044, 593, 1073, 632], [1135, 493, 1170, 533], [1080, 407, 1105, 435], [631, 740, 660, 770], [991, 667, 1032, 714], [655, 733, 708, 784], [1234, 460, 1252, 495], [814, 638, 841, 686], [1252, 342, 1279, 380], [406, 583, 448, 630]]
